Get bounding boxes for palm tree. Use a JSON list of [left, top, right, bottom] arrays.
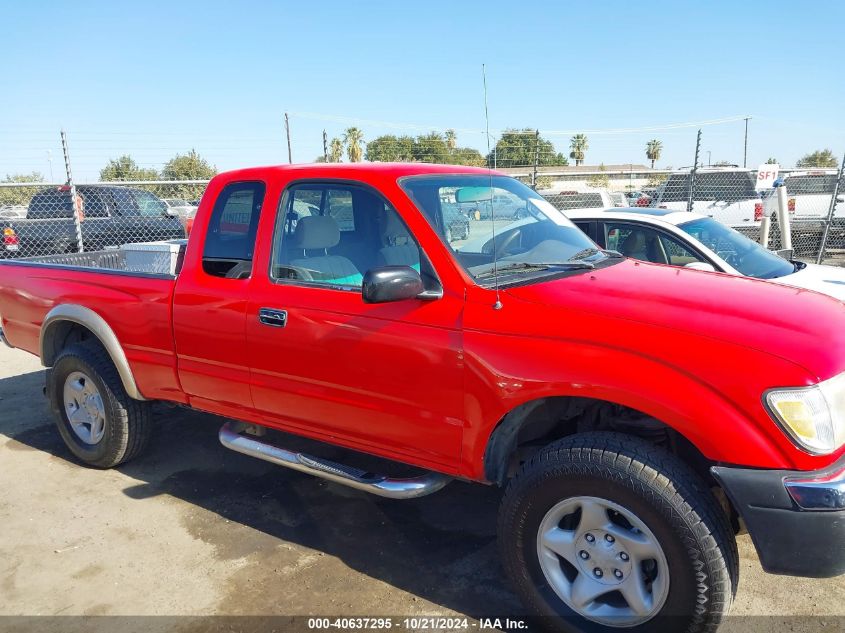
[[569, 134, 588, 166], [645, 139, 663, 169], [328, 138, 344, 162], [343, 127, 364, 163], [445, 129, 457, 152]]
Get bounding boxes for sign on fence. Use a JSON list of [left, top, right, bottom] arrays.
[[755, 163, 779, 190]]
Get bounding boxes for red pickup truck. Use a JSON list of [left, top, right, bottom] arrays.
[[1, 163, 843, 631]]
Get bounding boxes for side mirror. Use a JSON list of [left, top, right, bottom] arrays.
[[362, 266, 425, 304], [684, 261, 716, 272]]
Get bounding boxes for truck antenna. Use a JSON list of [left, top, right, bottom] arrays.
[[483, 64, 502, 310]]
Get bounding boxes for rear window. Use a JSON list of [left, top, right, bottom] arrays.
[[544, 192, 605, 210], [133, 190, 168, 217], [783, 175, 838, 195], [202, 181, 265, 278], [658, 172, 757, 203], [27, 187, 109, 218]]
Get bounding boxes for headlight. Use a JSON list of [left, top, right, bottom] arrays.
[[765, 373, 845, 454]]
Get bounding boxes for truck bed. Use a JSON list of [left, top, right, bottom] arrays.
[[13, 239, 187, 277], [0, 250, 184, 403]]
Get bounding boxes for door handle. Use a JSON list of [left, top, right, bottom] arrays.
[[258, 308, 288, 328]]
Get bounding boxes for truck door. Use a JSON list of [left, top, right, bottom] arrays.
[[172, 180, 266, 418], [245, 181, 464, 472]]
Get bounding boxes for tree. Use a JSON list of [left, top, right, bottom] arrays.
[[569, 134, 589, 166], [0, 172, 44, 207], [766, 157, 778, 164], [796, 149, 838, 168], [343, 127, 364, 163], [366, 135, 416, 162], [99, 155, 158, 182], [587, 164, 610, 189], [161, 150, 217, 198], [445, 129, 457, 151], [413, 132, 450, 163], [365, 131, 485, 166], [450, 146, 485, 167], [329, 138, 344, 162], [487, 129, 568, 168], [645, 139, 663, 169]]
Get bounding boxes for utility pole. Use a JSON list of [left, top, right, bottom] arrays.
[[322, 129, 328, 162], [687, 129, 702, 213], [743, 117, 751, 168], [60, 130, 84, 253], [531, 129, 540, 190], [284, 112, 292, 164]]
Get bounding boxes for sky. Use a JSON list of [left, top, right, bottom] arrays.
[[1, 0, 843, 181]]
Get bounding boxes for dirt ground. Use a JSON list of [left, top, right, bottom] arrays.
[[0, 345, 843, 632]]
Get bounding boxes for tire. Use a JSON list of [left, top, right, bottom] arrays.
[[498, 432, 738, 633], [48, 342, 153, 468]]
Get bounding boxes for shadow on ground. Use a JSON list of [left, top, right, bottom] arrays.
[[0, 368, 522, 618]]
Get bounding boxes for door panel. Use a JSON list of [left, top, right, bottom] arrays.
[[245, 180, 465, 470], [246, 283, 465, 468], [173, 180, 266, 417]]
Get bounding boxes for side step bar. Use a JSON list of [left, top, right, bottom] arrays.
[[219, 421, 452, 499]]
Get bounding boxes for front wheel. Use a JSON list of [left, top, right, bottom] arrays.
[[498, 432, 738, 632]]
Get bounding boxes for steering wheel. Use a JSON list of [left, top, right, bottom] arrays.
[[723, 252, 740, 268], [483, 227, 522, 259]]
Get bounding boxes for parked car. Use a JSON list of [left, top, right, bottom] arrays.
[[569, 207, 845, 301], [473, 191, 530, 219], [162, 198, 198, 219], [440, 203, 471, 241], [782, 170, 845, 218], [649, 168, 765, 226], [2, 163, 845, 631], [0, 185, 186, 258], [624, 190, 651, 206]]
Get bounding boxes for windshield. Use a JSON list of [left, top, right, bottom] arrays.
[[678, 217, 794, 279], [400, 174, 618, 285]]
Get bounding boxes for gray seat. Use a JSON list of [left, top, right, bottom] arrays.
[[619, 229, 667, 264], [378, 211, 420, 269], [619, 230, 650, 261], [289, 216, 363, 285]]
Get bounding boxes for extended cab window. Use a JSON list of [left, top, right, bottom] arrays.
[[271, 182, 435, 290], [202, 181, 265, 278]]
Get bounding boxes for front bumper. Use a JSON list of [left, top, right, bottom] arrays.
[[712, 455, 845, 578]]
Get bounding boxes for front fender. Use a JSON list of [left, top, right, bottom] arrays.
[[460, 329, 812, 480]]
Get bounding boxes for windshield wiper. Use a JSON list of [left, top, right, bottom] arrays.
[[568, 247, 623, 261], [475, 260, 594, 279]]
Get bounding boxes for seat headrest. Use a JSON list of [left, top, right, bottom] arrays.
[[294, 215, 340, 250], [382, 211, 411, 245], [620, 230, 646, 255]]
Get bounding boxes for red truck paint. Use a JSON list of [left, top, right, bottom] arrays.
[[1, 162, 844, 481]]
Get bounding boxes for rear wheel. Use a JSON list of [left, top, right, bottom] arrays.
[[498, 432, 738, 632], [48, 342, 152, 468]]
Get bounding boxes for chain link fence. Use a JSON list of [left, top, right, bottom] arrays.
[[0, 122, 842, 269], [0, 180, 208, 260], [524, 163, 845, 264]]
